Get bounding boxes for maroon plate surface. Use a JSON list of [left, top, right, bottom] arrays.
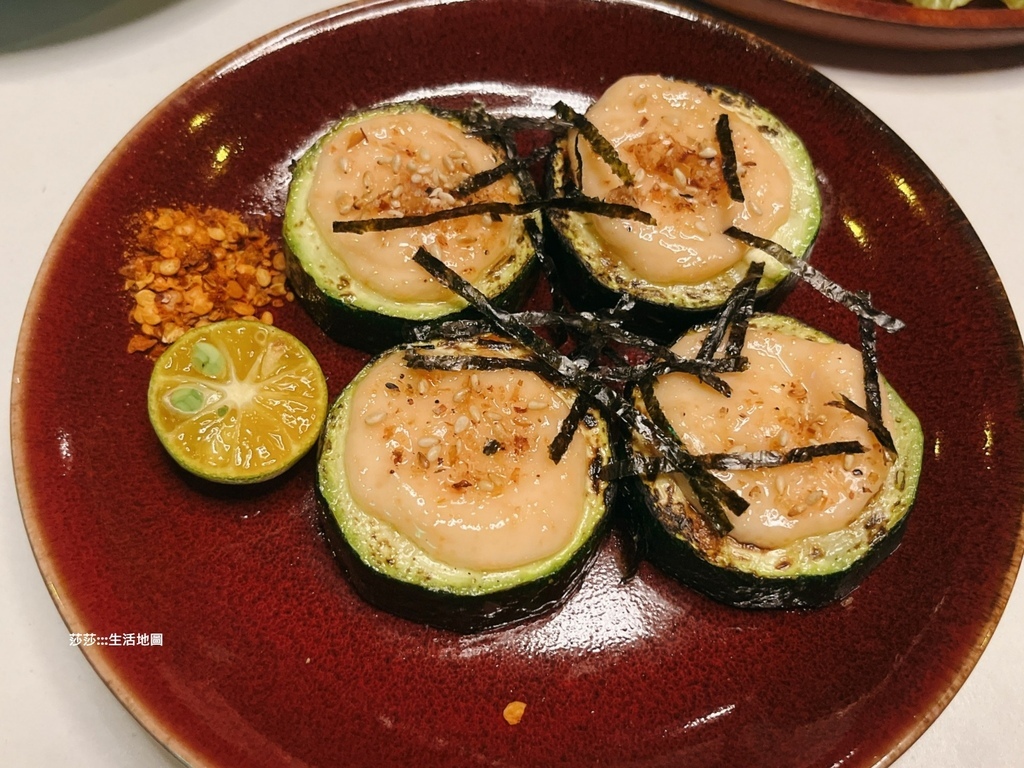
[[700, 0, 1024, 48], [12, 0, 1024, 766]]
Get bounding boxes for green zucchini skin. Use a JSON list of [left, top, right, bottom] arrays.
[[316, 337, 616, 633], [545, 79, 820, 339], [628, 477, 911, 610], [628, 315, 924, 609], [283, 102, 540, 353], [283, 248, 537, 353], [319, 485, 613, 633]]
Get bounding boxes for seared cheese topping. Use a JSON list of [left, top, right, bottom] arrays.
[[307, 110, 519, 303], [344, 348, 592, 572], [574, 75, 792, 285], [655, 327, 894, 549]]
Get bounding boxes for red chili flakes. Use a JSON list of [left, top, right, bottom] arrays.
[[120, 205, 293, 355]]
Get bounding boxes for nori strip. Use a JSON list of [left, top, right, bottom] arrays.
[[403, 352, 543, 373], [701, 441, 865, 471], [723, 227, 906, 333], [724, 261, 764, 357], [697, 260, 764, 361], [553, 101, 634, 186], [548, 392, 592, 464], [637, 378, 679, 445], [715, 113, 745, 203], [857, 304, 897, 456], [605, 440, 864, 477], [829, 394, 898, 456], [332, 195, 654, 234], [451, 145, 554, 198]]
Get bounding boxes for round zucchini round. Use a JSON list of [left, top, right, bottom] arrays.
[[317, 335, 615, 632], [629, 314, 923, 609], [283, 102, 539, 352], [546, 75, 821, 338]]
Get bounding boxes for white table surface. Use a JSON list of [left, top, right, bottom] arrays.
[[1, 0, 1021, 765]]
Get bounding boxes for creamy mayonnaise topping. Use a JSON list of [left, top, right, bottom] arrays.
[[344, 349, 592, 572], [655, 327, 893, 549], [575, 75, 792, 285], [307, 110, 519, 303]]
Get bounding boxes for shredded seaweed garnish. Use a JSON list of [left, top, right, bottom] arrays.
[[829, 395, 897, 457], [403, 351, 543, 373], [548, 392, 591, 463], [553, 101, 634, 186], [695, 260, 764, 388], [701, 441, 865, 471], [411, 247, 746, 534], [332, 195, 653, 234], [856, 304, 897, 456], [723, 227, 905, 333], [715, 113, 745, 203], [451, 145, 554, 198]]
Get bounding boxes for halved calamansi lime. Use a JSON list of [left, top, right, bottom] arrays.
[[147, 319, 328, 483]]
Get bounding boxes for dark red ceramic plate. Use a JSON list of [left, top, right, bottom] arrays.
[[13, 0, 1024, 766], [700, 0, 1024, 48]]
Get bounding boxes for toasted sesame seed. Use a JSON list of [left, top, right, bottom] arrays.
[[411, 173, 423, 184], [454, 415, 471, 434], [778, 430, 790, 447], [484, 410, 502, 422], [470, 373, 481, 392], [634, 168, 646, 183], [672, 168, 688, 188], [748, 199, 763, 216], [417, 147, 431, 161], [698, 146, 718, 159], [418, 436, 439, 448], [478, 479, 495, 493], [469, 404, 482, 422], [427, 445, 441, 463], [443, 155, 455, 173], [527, 399, 548, 410], [775, 476, 787, 494], [453, 388, 470, 404], [339, 157, 351, 173], [843, 453, 855, 471], [391, 184, 405, 199], [391, 154, 401, 173], [364, 411, 386, 425]]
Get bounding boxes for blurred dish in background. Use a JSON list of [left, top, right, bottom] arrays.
[[697, 0, 1024, 48]]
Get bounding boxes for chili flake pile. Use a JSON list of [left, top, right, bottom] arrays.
[[121, 205, 293, 355]]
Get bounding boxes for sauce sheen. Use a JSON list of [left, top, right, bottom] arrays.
[[655, 327, 894, 549], [343, 350, 591, 572]]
